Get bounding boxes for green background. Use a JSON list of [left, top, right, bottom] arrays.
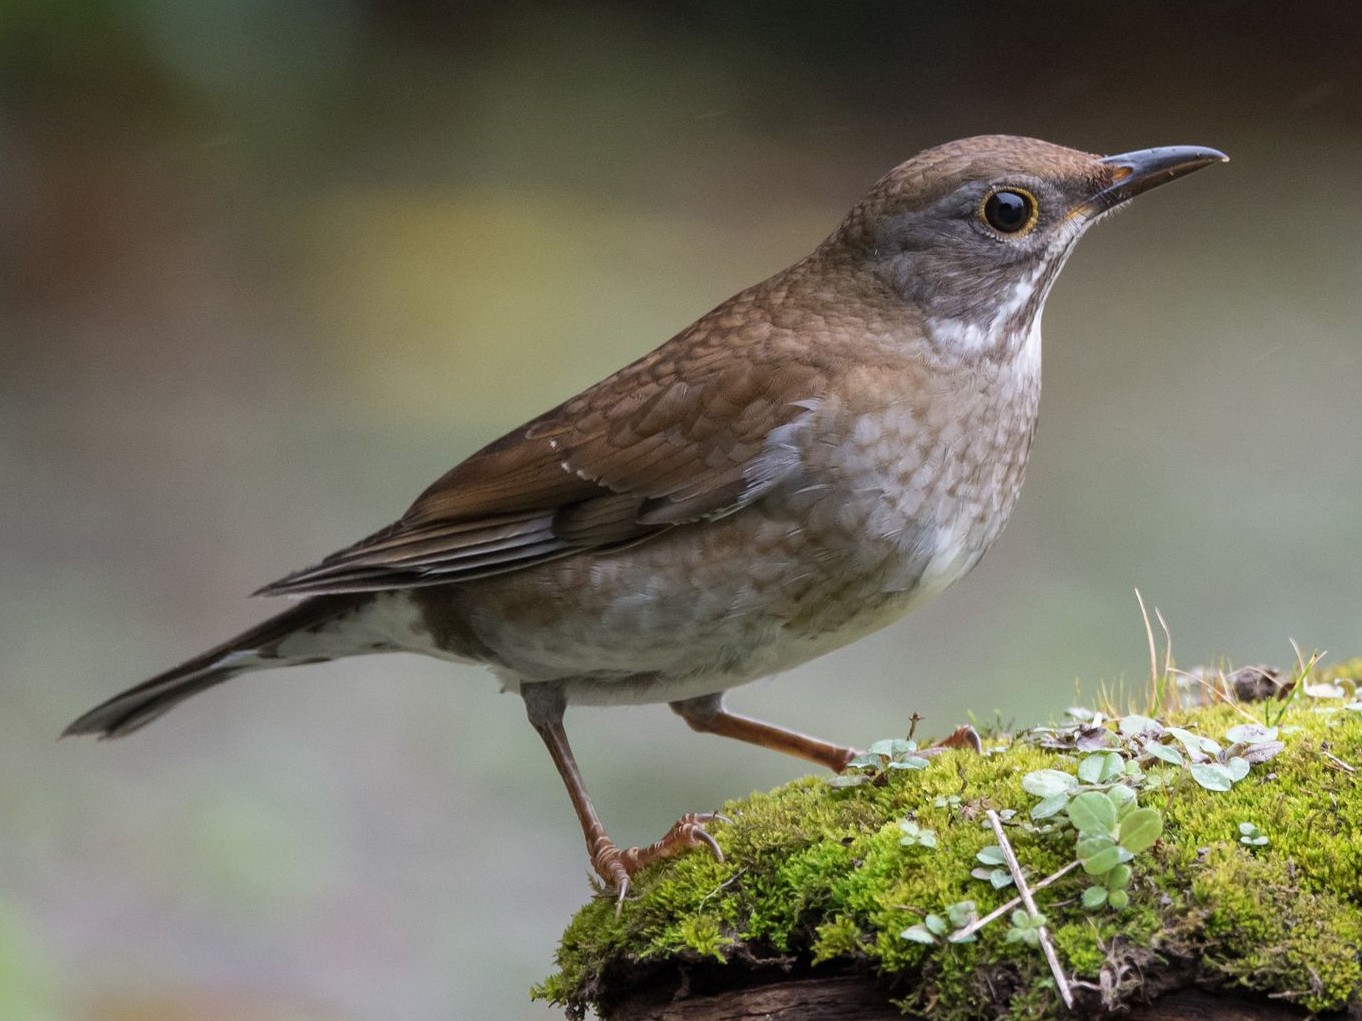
[[3, 3, 1360, 1018]]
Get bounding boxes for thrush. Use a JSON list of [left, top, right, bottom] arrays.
[[67, 135, 1226, 900]]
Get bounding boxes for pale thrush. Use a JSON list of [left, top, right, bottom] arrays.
[[67, 136, 1227, 899]]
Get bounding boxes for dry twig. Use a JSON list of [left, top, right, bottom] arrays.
[[986, 809, 1074, 1009]]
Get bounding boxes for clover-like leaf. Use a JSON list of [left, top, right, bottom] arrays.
[[1022, 769, 1079, 798], [1119, 714, 1162, 737], [1084, 845, 1135, 876], [946, 900, 978, 928], [1078, 835, 1134, 876], [1304, 681, 1347, 699], [1168, 727, 1220, 761], [1190, 762, 1236, 791], [1237, 740, 1284, 764], [1031, 793, 1071, 820], [976, 845, 1007, 866], [827, 774, 870, 788], [970, 866, 1013, 888], [1108, 889, 1130, 910], [1081, 885, 1109, 910], [1238, 821, 1269, 847], [1225, 756, 1251, 782], [888, 756, 931, 771], [1076, 833, 1114, 859], [1068, 790, 1118, 836], [1078, 751, 1124, 783], [868, 738, 917, 758], [1106, 784, 1137, 817], [1117, 807, 1163, 853], [901, 924, 936, 944], [1076, 726, 1117, 751], [1145, 742, 1184, 767], [898, 820, 938, 848], [1105, 863, 1133, 890], [1225, 723, 1278, 744]]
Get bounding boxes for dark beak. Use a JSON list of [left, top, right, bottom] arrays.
[[1083, 145, 1229, 213]]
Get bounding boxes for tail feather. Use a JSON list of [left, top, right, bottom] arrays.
[[64, 593, 372, 739]]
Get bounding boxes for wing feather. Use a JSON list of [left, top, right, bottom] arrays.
[[257, 284, 826, 597]]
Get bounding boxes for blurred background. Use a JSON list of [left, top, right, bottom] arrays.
[[3, 2, 1361, 1018]]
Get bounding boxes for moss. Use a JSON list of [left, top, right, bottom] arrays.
[[535, 668, 1362, 1019]]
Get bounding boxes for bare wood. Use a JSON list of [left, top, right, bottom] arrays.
[[605, 979, 1313, 1021], [605, 974, 910, 1021]]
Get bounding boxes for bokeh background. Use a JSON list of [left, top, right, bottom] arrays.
[[4, 2, 1362, 1018]]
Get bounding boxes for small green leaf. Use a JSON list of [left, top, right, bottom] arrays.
[[924, 913, 947, 935], [976, 845, 1007, 866], [1080, 843, 1134, 876], [898, 820, 938, 848], [1117, 807, 1163, 854], [1226, 756, 1251, 782], [901, 924, 936, 944], [1081, 885, 1109, 909], [827, 774, 869, 788], [1238, 821, 1269, 846], [1022, 769, 1079, 798], [1078, 752, 1122, 783], [1068, 790, 1118, 835], [1108, 889, 1130, 910], [1226, 723, 1277, 744], [1145, 742, 1184, 767], [1076, 834, 1115, 860], [887, 756, 931, 771], [1119, 714, 1161, 736], [969, 866, 1011, 888], [1106, 863, 1133, 890], [946, 900, 977, 927], [869, 738, 917, 757], [1168, 727, 1220, 759], [1190, 762, 1235, 791], [1030, 793, 1071, 820], [1106, 784, 1137, 816]]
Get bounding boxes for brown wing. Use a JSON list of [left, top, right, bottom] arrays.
[[257, 303, 822, 596]]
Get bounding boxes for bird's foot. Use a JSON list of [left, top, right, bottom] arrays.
[[918, 723, 984, 758], [592, 812, 727, 913]]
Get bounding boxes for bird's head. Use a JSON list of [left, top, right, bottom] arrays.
[[824, 135, 1227, 360]]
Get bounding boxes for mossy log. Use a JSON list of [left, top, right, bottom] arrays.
[[534, 662, 1362, 1021]]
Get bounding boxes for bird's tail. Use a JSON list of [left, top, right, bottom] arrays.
[[64, 593, 374, 739]]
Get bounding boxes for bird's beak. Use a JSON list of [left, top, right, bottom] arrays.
[[1079, 145, 1229, 215]]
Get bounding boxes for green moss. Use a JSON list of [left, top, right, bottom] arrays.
[[535, 671, 1362, 1019]]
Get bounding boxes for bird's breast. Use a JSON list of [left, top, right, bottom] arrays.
[[432, 343, 1041, 703]]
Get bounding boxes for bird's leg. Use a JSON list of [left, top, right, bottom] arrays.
[[670, 693, 858, 773], [522, 683, 723, 906]]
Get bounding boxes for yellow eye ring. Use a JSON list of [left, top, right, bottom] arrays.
[[979, 188, 1039, 237]]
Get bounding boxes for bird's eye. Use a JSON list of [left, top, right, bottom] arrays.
[[980, 188, 1038, 236]]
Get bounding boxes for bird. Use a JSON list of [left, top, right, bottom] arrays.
[[67, 135, 1226, 900]]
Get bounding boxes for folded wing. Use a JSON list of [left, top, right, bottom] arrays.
[[257, 318, 820, 596]]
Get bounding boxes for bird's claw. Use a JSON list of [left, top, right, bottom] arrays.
[[592, 812, 727, 915]]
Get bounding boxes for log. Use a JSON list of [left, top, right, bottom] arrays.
[[535, 661, 1362, 1021]]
